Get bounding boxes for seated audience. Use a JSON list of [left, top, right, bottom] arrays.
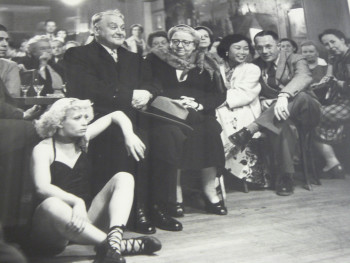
[[0, 76, 41, 228], [13, 35, 64, 96], [313, 29, 350, 179], [146, 25, 227, 218], [30, 98, 161, 263], [230, 31, 321, 196], [195, 26, 213, 52], [0, 24, 21, 97], [15, 39, 29, 57], [0, 80, 41, 155], [43, 19, 57, 40], [49, 38, 65, 81], [216, 34, 268, 187], [56, 29, 68, 43], [300, 40, 328, 83], [147, 30, 169, 52], [125, 24, 147, 56], [279, 38, 298, 55], [209, 37, 224, 64], [64, 40, 80, 51], [64, 9, 162, 234]]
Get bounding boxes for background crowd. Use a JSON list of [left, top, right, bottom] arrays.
[[1, 7, 350, 263]]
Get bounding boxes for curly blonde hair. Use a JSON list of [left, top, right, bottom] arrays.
[[35, 98, 94, 139]]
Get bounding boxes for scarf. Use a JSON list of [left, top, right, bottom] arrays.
[[151, 47, 225, 93]]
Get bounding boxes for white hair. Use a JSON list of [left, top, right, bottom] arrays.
[[91, 9, 124, 28]]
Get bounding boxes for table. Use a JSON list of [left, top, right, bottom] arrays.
[[13, 96, 62, 106]]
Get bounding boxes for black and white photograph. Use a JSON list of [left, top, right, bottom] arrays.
[[1, 0, 350, 262]]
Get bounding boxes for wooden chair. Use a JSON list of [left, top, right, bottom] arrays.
[[296, 125, 321, 191], [229, 127, 320, 193]]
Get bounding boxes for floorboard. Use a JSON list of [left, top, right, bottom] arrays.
[[29, 177, 350, 263]]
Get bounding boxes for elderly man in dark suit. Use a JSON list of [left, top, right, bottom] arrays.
[[230, 31, 321, 196], [64, 9, 182, 238]]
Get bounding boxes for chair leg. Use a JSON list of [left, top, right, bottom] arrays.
[[299, 131, 313, 191], [242, 178, 249, 193], [308, 134, 322, 186], [310, 157, 322, 185]]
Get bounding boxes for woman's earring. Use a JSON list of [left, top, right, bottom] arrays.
[[226, 51, 229, 57]]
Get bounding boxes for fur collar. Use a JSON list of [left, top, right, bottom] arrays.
[[150, 47, 221, 81]]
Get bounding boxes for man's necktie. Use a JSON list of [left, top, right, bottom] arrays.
[[37, 67, 53, 95], [111, 49, 118, 62], [267, 63, 278, 89]]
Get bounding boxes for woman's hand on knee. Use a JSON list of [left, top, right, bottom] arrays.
[[67, 199, 89, 235]]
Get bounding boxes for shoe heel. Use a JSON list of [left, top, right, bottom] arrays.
[[203, 195, 227, 215]]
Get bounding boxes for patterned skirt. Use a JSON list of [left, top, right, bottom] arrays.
[[314, 97, 350, 144]]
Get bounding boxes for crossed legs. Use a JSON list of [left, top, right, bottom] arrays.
[[30, 172, 160, 259]]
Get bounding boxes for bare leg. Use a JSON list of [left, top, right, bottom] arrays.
[[176, 170, 183, 203], [88, 172, 134, 230], [30, 197, 106, 254], [168, 169, 183, 204], [314, 141, 340, 171], [201, 167, 220, 203]]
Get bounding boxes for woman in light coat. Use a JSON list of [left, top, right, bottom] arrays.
[[216, 34, 269, 187]]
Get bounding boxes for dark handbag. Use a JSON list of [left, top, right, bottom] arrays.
[[312, 77, 339, 105]]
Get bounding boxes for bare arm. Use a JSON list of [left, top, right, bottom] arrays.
[[31, 143, 84, 206], [112, 111, 146, 160], [86, 111, 133, 140], [31, 142, 89, 233], [86, 111, 146, 161]]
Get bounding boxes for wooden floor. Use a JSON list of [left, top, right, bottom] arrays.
[[30, 176, 350, 263]]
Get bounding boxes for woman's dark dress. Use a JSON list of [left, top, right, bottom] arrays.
[[32, 138, 92, 210], [29, 138, 92, 256], [49, 138, 92, 208], [146, 53, 225, 170]]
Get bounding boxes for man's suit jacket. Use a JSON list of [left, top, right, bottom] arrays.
[[64, 40, 157, 115], [0, 58, 20, 97], [254, 51, 313, 99], [49, 57, 65, 82]]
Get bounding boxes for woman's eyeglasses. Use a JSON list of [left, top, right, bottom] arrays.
[[171, 39, 194, 47]]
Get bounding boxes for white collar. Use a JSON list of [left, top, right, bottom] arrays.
[[99, 43, 117, 54], [272, 54, 280, 68]]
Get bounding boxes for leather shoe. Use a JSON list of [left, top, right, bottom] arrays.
[[122, 236, 162, 255], [275, 174, 294, 196], [167, 202, 184, 218], [94, 241, 125, 263], [204, 198, 227, 215], [321, 164, 346, 179], [228, 127, 253, 152], [152, 204, 183, 231], [135, 208, 156, 234]]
